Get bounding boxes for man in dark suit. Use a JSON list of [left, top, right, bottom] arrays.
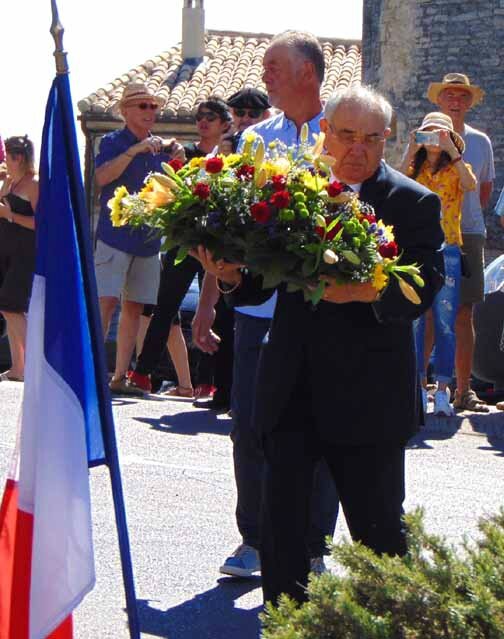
[[194, 85, 444, 605]]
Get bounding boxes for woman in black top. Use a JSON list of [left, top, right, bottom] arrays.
[[0, 135, 39, 381]]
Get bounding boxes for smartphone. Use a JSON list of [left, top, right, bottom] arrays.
[[415, 130, 440, 146]]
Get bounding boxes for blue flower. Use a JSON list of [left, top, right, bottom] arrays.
[[207, 211, 222, 229]]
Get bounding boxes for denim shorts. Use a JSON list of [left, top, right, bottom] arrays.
[[94, 240, 160, 304]]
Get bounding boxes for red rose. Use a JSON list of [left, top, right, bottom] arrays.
[[271, 175, 287, 191], [193, 182, 211, 199], [168, 158, 184, 172], [269, 190, 291, 209], [205, 157, 224, 174], [250, 201, 272, 224], [327, 180, 345, 197], [378, 241, 399, 258], [315, 219, 342, 240], [363, 213, 376, 224], [236, 165, 255, 181]]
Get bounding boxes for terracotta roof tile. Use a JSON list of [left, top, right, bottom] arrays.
[[78, 30, 361, 119]]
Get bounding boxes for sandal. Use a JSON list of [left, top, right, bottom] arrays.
[[0, 371, 24, 382], [453, 389, 490, 413], [163, 385, 194, 398]]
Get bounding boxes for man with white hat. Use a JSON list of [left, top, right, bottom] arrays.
[[427, 73, 495, 412], [94, 81, 183, 394]]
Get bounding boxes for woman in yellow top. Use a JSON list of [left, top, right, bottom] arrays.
[[400, 112, 476, 416]]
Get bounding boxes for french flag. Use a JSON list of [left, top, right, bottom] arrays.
[[0, 72, 106, 638]]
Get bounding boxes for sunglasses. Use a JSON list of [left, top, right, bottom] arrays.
[[195, 111, 220, 122], [233, 108, 264, 119], [131, 102, 158, 111]]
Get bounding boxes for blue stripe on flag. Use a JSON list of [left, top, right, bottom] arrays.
[[37, 77, 106, 465]]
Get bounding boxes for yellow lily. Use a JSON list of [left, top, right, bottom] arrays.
[[150, 172, 180, 192], [398, 278, 421, 304], [139, 179, 176, 211], [254, 139, 265, 172]]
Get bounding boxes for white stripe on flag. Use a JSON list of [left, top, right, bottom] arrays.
[[19, 275, 95, 639]]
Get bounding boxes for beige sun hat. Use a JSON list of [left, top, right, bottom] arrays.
[[417, 112, 465, 154], [427, 73, 484, 108], [117, 82, 164, 110]]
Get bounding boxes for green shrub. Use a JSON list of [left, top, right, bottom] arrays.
[[261, 509, 504, 638]]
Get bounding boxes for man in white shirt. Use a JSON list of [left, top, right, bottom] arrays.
[[427, 73, 495, 412]]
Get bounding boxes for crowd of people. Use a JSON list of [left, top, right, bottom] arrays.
[[1, 28, 503, 607]]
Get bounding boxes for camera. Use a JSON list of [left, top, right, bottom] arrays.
[[415, 130, 440, 146], [161, 141, 176, 155]]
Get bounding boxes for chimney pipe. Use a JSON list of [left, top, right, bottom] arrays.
[[182, 0, 205, 62]]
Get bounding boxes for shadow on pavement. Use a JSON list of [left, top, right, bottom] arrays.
[[477, 435, 504, 457], [409, 414, 504, 456], [408, 429, 457, 450], [137, 578, 262, 638], [133, 410, 233, 437]]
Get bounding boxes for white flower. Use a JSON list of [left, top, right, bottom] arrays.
[[323, 249, 339, 264]]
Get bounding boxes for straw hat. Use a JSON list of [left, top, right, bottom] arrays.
[[117, 82, 163, 109], [417, 112, 465, 154], [427, 73, 484, 108]]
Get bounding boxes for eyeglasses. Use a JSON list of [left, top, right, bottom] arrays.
[[195, 111, 219, 122], [130, 102, 158, 111], [233, 108, 264, 119], [328, 126, 385, 147]]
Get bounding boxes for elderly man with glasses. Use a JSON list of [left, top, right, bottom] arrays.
[[94, 82, 183, 394], [195, 84, 445, 606]]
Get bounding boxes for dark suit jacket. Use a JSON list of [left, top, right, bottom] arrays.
[[229, 161, 445, 446]]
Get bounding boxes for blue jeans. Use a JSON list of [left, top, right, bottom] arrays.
[[231, 312, 339, 555], [414, 244, 461, 384]]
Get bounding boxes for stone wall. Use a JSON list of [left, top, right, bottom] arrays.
[[363, 0, 504, 250]]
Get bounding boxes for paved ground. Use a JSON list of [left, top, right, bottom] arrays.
[[0, 382, 503, 639]]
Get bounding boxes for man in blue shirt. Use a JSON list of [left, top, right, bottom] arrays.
[[192, 30, 339, 581], [94, 82, 183, 394]]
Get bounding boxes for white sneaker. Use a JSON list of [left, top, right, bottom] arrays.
[[219, 543, 261, 577], [309, 556, 327, 576], [421, 387, 428, 414], [433, 389, 454, 417]]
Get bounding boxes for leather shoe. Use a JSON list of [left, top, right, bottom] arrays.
[[193, 396, 230, 412]]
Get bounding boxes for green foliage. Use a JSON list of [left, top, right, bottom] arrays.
[[261, 509, 504, 639]]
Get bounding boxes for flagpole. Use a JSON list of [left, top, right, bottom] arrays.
[[49, 4, 141, 638]]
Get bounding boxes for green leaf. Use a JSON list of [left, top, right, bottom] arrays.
[[262, 270, 286, 289], [302, 256, 318, 277], [174, 246, 188, 265], [326, 214, 342, 234], [310, 280, 326, 305]]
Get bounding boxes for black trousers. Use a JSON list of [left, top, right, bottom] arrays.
[[136, 248, 200, 376], [260, 429, 407, 605], [135, 248, 234, 399]]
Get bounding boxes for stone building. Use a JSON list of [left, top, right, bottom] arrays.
[[363, 0, 504, 249]]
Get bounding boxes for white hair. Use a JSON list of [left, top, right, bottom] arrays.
[[324, 85, 393, 128]]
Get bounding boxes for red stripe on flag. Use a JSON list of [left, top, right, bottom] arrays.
[[9, 508, 33, 638], [0, 497, 73, 639], [47, 616, 73, 638], [0, 479, 18, 639]]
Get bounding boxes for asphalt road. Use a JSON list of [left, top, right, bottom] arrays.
[[0, 382, 503, 639]]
